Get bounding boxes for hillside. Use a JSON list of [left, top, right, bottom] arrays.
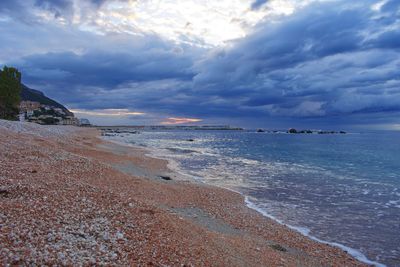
[[21, 85, 73, 116]]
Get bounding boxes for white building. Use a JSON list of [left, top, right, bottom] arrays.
[[79, 118, 91, 126], [19, 113, 25, 122]]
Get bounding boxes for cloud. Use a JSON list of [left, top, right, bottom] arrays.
[[10, 34, 202, 116], [0, 0, 21, 12], [0, 0, 34, 23], [1, 0, 400, 129], [369, 29, 400, 49], [0, 0, 71, 21], [0, 0, 127, 23], [34, 0, 73, 18], [19, 48, 195, 87], [192, 0, 400, 122], [381, 0, 400, 12], [0, 0, 274, 47], [251, 0, 268, 10]]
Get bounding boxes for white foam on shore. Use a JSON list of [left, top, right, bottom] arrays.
[[244, 196, 386, 267], [153, 148, 387, 267], [143, 144, 206, 182], [102, 132, 386, 267], [102, 136, 202, 182]]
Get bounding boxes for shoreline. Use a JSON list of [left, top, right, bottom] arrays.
[[0, 121, 371, 266], [105, 135, 385, 267], [243, 197, 385, 267]]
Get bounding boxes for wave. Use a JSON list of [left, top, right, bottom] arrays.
[[103, 132, 388, 267], [244, 196, 386, 267], [166, 147, 199, 154]]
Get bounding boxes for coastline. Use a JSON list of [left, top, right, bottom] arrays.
[[0, 121, 370, 266], [243, 197, 385, 267], [106, 134, 385, 267]]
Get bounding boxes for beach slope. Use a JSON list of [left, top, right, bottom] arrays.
[[0, 120, 366, 266]]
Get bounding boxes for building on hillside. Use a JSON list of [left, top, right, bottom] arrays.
[[62, 116, 79, 125], [54, 108, 65, 115], [42, 105, 51, 111], [19, 101, 41, 113], [19, 100, 79, 125], [18, 113, 25, 122], [79, 118, 91, 126], [19, 101, 41, 122]]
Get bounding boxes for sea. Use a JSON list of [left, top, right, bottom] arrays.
[[104, 130, 400, 266]]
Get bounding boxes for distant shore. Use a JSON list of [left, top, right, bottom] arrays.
[[0, 120, 366, 266]]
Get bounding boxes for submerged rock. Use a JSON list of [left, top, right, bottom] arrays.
[[270, 244, 287, 252], [159, 176, 172, 181]]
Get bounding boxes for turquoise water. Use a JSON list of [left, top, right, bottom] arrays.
[[107, 130, 400, 266]]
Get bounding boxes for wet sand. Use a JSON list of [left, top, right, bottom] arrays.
[[0, 121, 367, 266]]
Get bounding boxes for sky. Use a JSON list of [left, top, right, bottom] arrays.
[[0, 0, 399, 129]]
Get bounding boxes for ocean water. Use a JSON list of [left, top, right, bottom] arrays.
[[105, 130, 400, 266]]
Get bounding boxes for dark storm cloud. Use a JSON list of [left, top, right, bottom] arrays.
[[369, 29, 400, 49], [0, 0, 71, 19], [1, 0, 400, 128], [0, 0, 33, 22], [7, 29, 203, 115], [192, 0, 400, 121], [381, 0, 400, 12], [0, 0, 20, 12], [20, 49, 195, 87], [0, 0, 116, 20]]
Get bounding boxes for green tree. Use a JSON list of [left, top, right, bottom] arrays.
[[41, 117, 59, 125], [0, 66, 22, 120]]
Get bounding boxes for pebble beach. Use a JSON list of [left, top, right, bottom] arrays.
[[0, 120, 367, 266]]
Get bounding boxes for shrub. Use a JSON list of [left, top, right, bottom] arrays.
[[0, 66, 21, 120]]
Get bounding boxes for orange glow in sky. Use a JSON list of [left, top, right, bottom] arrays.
[[161, 117, 203, 125]]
